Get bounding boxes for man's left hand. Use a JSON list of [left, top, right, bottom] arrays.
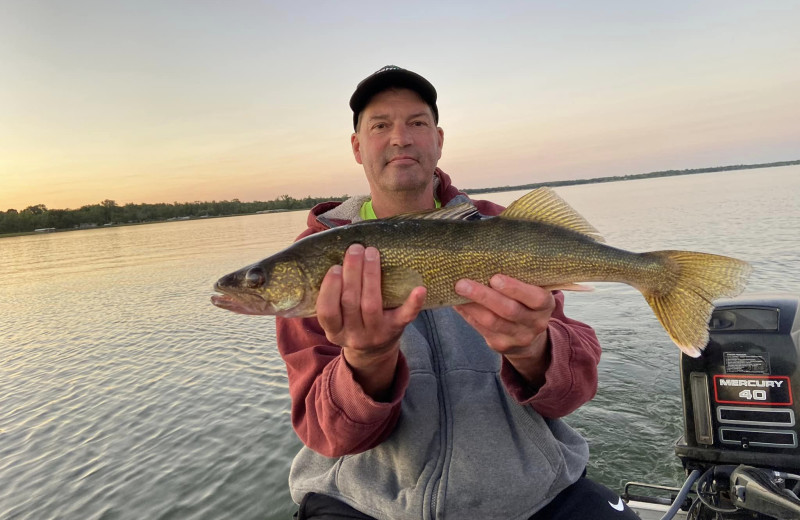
[[454, 274, 555, 389]]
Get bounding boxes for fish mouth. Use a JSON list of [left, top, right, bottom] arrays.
[[212, 281, 234, 300], [211, 284, 271, 315], [210, 293, 240, 310]]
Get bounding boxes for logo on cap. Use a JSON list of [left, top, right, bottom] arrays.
[[375, 65, 401, 74]]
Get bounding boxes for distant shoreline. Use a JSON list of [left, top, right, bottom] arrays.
[[2, 159, 797, 239], [462, 159, 800, 195]]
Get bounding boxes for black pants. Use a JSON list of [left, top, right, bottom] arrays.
[[294, 477, 641, 519]]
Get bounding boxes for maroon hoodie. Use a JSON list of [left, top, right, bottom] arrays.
[[276, 169, 601, 458]]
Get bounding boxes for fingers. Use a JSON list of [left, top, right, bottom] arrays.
[[455, 276, 554, 322], [315, 244, 425, 351], [317, 264, 343, 334], [488, 275, 555, 315], [454, 303, 522, 346], [340, 244, 366, 328], [455, 279, 522, 326], [361, 246, 385, 330], [393, 286, 427, 325], [454, 275, 556, 354]]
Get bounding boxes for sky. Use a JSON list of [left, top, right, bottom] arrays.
[[1, 0, 798, 211]]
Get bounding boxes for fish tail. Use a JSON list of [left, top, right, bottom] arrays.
[[640, 251, 751, 357]]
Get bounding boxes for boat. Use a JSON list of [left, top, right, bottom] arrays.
[[621, 294, 800, 519]]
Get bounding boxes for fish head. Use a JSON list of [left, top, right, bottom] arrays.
[[211, 256, 313, 317]]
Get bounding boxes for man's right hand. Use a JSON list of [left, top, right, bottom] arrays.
[[316, 244, 426, 401]]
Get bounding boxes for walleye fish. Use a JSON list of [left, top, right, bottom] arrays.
[[212, 187, 751, 357]]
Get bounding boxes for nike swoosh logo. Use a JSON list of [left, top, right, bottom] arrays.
[[608, 497, 625, 511]]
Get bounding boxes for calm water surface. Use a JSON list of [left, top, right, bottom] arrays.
[[1, 166, 799, 519]]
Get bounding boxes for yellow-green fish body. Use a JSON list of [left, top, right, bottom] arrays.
[[212, 188, 751, 357]]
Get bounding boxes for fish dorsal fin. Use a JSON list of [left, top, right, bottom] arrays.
[[500, 187, 605, 242], [381, 202, 481, 221]]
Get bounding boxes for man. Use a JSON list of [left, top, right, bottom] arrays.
[[277, 66, 638, 519]]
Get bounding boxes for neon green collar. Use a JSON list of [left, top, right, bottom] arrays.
[[360, 198, 441, 221]]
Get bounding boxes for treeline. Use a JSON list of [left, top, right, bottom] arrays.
[[5, 159, 797, 235], [0, 195, 347, 235], [464, 160, 800, 194]]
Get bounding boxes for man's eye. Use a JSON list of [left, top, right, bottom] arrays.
[[373, 123, 387, 130], [411, 121, 427, 127]]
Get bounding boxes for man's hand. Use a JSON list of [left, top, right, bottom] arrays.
[[454, 274, 555, 389], [316, 244, 426, 401]]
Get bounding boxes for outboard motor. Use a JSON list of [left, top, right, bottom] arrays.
[[675, 294, 800, 473], [625, 295, 800, 519]]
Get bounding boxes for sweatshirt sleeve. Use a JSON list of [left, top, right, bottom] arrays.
[[276, 315, 409, 458], [499, 291, 601, 418]]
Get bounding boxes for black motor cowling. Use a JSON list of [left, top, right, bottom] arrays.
[[675, 294, 800, 473]]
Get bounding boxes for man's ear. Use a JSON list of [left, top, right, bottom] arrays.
[[351, 133, 363, 165]]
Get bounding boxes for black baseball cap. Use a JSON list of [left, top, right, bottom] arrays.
[[349, 65, 438, 130]]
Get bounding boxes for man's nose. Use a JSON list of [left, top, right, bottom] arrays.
[[389, 124, 412, 146]]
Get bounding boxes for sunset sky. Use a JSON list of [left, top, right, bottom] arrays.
[[2, 1, 798, 211]]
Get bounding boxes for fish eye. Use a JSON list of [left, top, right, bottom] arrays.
[[245, 267, 265, 288]]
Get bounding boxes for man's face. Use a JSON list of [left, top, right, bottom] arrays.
[[351, 88, 444, 196]]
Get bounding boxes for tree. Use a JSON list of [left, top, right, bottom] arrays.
[[23, 204, 48, 215], [101, 199, 118, 223]]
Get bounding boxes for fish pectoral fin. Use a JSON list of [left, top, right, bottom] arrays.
[[381, 267, 425, 306], [499, 187, 605, 242], [541, 283, 595, 292]]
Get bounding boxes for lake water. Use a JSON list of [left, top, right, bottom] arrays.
[[1, 165, 799, 519]]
